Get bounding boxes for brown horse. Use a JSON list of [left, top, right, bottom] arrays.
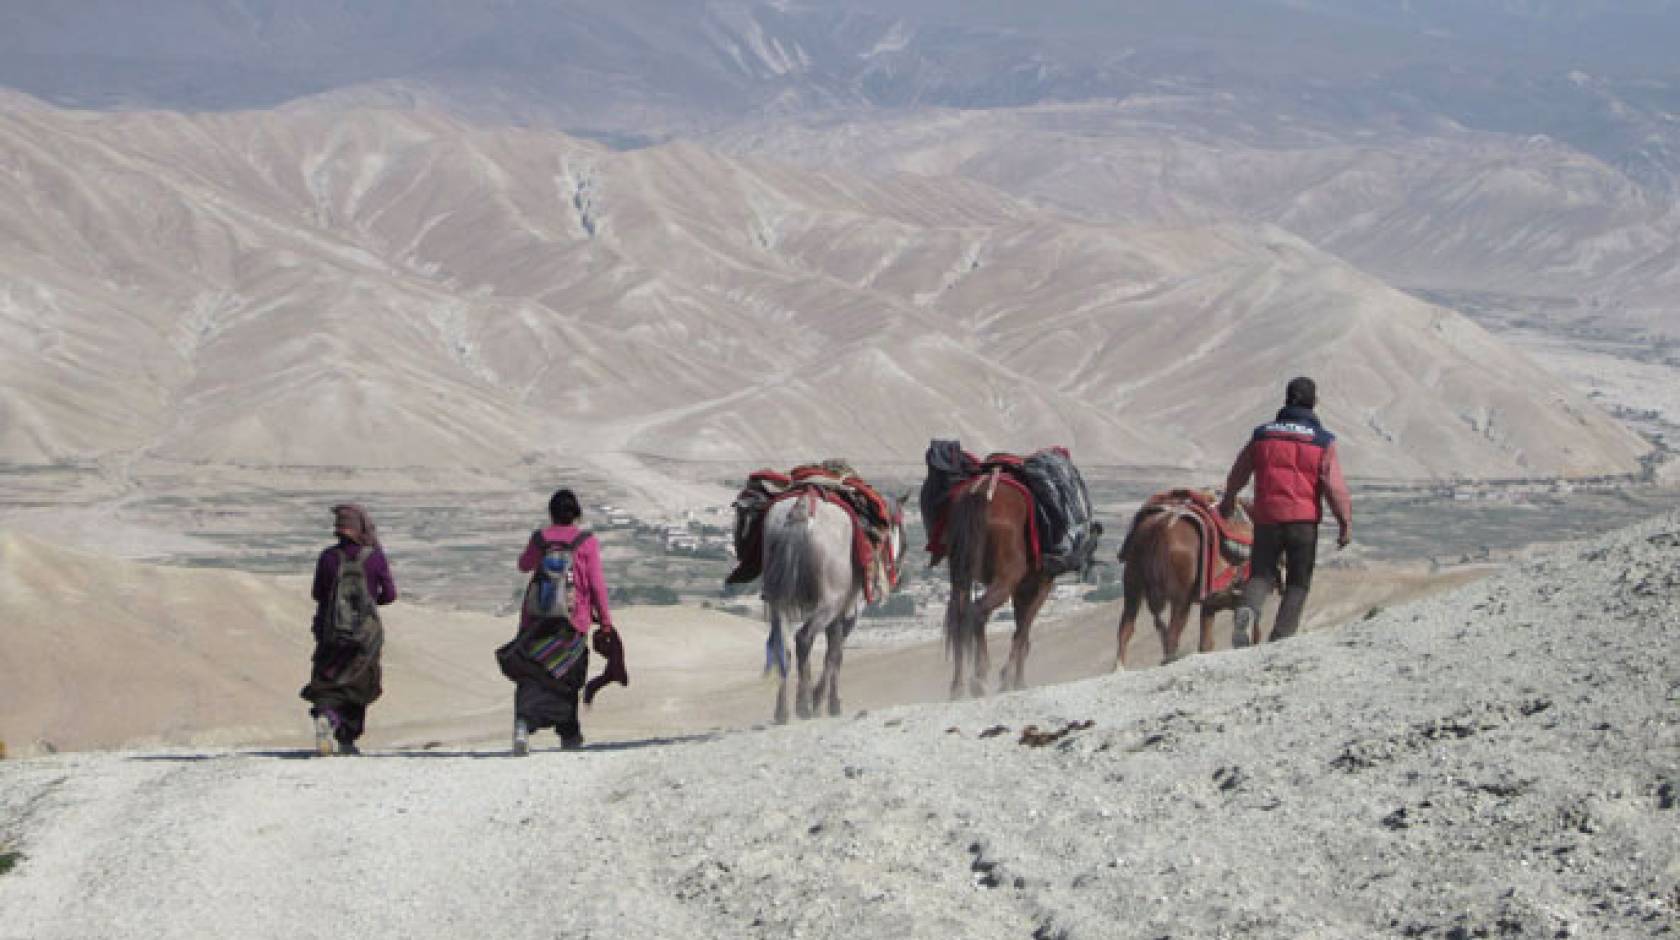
[[943, 476, 1054, 697], [1114, 500, 1252, 670]]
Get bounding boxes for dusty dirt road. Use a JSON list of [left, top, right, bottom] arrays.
[[1, 515, 1675, 938]]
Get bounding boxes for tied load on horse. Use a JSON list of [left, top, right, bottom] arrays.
[[726, 460, 907, 723], [1113, 488, 1255, 669], [920, 441, 1102, 697]]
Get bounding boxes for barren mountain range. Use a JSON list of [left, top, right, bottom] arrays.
[[3, 1, 1678, 344], [0, 94, 1646, 477], [715, 98, 1680, 339], [2, 9, 1678, 936], [0, 2, 1675, 479]]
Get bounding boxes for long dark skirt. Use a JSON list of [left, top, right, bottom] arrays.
[[506, 630, 590, 740], [300, 621, 385, 745]]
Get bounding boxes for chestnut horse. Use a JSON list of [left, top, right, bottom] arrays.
[[1114, 501, 1252, 670], [943, 478, 1054, 697]]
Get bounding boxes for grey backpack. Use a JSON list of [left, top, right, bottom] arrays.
[[324, 547, 379, 647], [523, 532, 592, 629]]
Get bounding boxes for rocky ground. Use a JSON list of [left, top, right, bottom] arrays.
[[1, 514, 1677, 939]]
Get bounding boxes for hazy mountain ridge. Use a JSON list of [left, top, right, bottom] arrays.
[[7, 1, 1678, 166], [0, 97, 1647, 478], [713, 99, 1680, 337], [5, 2, 1679, 346]]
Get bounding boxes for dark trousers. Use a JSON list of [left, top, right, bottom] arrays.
[[301, 626, 384, 744], [1251, 522, 1319, 592], [514, 647, 589, 742], [1240, 522, 1319, 643], [310, 702, 368, 745]]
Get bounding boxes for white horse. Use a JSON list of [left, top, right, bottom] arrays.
[[761, 490, 904, 724]]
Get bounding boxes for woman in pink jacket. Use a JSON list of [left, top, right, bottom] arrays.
[[509, 488, 614, 754]]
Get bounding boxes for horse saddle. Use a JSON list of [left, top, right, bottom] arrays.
[[727, 462, 895, 586], [1124, 490, 1251, 562]]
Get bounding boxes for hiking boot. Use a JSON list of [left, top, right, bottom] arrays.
[[1237, 576, 1273, 644], [1230, 606, 1254, 649], [1269, 586, 1310, 642], [512, 719, 530, 757], [313, 713, 336, 757]]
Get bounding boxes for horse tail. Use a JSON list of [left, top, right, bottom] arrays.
[[944, 489, 989, 661], [1131, 512, 1179, 617], [762, 495, 823, 625]]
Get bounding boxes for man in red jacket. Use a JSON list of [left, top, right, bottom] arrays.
[[1219, 377, 1353, 645]]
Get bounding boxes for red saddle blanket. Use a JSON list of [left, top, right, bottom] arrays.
[[924, 456, 1044, 569], [727, 464, 900, 603], [1124, 489, 1253, 602]]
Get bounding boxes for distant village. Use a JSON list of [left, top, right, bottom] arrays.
[[592, 502, 735, 558]]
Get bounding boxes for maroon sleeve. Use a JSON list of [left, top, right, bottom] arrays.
[[369, 548, 398, 605], [311, 548, 336, 604], [1320, 442, 1353, 531]]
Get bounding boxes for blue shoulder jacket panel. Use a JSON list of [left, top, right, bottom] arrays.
[[1252, 407, 1336, 448]]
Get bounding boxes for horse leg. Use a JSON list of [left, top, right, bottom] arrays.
[[1151, 604, 1171, 664], [1161, 598, 1193, 665], [971, 582, 1010, 698], [812, 615, 845, 718], [811, 617, 833, 714], [1003, 578, 1051, 691], [770, 609, 791, 725], [947, 594, 968, 701], [1198, 603, 1218, 654], [794, 616, 820, 720], [818, 615, 852, 717], [1115, 589, 1141, 671]]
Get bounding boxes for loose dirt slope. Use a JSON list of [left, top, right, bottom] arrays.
[[0, 528, 1477, 757], [1, 517, 1675, 938], [0, 531, 766, 755]]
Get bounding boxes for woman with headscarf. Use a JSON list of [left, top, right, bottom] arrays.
[[506, 488, 614, 754], [300, 504, 397, 755]]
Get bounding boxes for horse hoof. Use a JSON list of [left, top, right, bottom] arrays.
[[1162, 650, 1190, 666]]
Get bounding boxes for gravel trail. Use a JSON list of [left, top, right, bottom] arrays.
[[2, 515, 1677, 939]]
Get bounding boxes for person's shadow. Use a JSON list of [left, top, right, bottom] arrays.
[[124, 731, 722, 763]]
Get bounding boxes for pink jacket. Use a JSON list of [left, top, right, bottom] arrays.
[[517, 525, 613, 633]]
